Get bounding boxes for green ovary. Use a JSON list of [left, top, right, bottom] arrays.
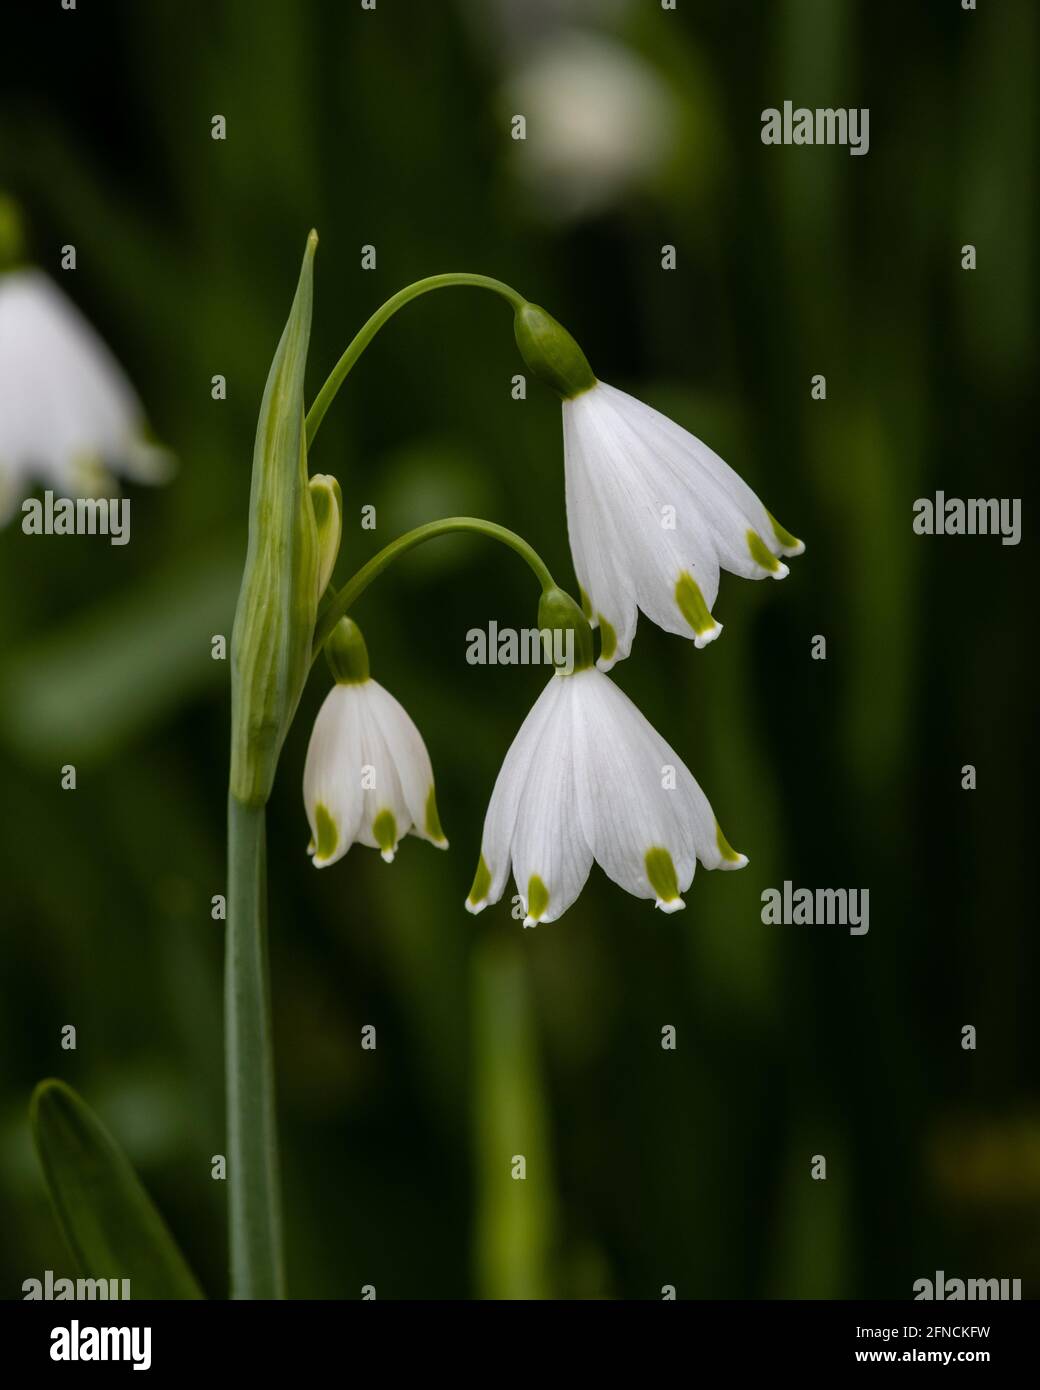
[[746, 530, 782, 573], [645, 847, 681, 904], [675, 572, 717, 635], [468, 855, 491, 907], [527, 875, 550, 921], [314, 803, 339, 861], [373, 809, 397, 855]]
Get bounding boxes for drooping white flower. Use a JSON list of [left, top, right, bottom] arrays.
[[303, 618, 447, 868], [0, 266, 172, 522], [563, 380, 804, 670], [465, 663, 746, 926], [513, 303, 804, 671]]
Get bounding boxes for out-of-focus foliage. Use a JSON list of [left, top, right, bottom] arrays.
[[0, 0, 1033, 1298]]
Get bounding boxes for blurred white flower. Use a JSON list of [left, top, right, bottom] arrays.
[[502, 29, 678, 221], [466, 664, 746, 925], [0, 267, 172, 523], [563, 381, 804, 670], [303, 619, 448, 868]]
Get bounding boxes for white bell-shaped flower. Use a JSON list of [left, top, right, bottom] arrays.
[[0, 264, 172, 521], [514, 302, 803, 671], [303, 619, 448, 868], [466, 663, 746, 926]]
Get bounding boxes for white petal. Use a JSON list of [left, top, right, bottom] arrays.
[[467, 673, 567, 912], [363, 680, 446, 848], [508, 676, 593, 924], [303, 684, 366, 868], [352, 683, 413, 860]]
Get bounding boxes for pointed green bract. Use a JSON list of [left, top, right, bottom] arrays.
[[747, 529, 782, 573], [325, 616, 370, 684], [373, 809, 397, 856], [527, 875, 550, 921], [314, 803, 338, 861], [468, 855, 492, 907], [425, 785, 446, 843], [30, 1080, 203, 1300], [230, 232, 320, 808], [675, 572, 717, 637], [597, 614, 617, 664], [645, 847, 681, 905]]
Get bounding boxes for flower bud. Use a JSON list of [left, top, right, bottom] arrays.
[[309, 472, 342, 596], [514, 302, 596, 399], [230, 232, 321, 807]]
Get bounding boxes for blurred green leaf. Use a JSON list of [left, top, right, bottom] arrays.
[[30, 1078, 203, 1299]]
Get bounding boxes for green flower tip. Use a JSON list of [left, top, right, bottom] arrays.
[[425, 785, 448, 849], [373, 809, 398, 863], [0, 193, 26, 271], [524, 874, 550, 926], [715, 823, 748, 870], [645, 847, 685, 913], [747, 530, 790, 579], [514, 302, 596, 400], [466, 854, 492, 914], [325, 616, 370, 684], [767, 510, 805, 557], [310, 803, 339, 867], [537, 585, 595, 674], [675, 572, 722, 648]]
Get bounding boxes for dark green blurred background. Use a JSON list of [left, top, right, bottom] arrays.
[[1, 0, 1035, 1299]]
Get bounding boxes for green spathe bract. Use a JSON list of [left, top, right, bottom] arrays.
[[230, 232, 321, 808], [514, 303, 596, 400]]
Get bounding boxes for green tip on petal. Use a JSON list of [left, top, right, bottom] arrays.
[[675, 572, 722, 648], [524, 874, 550, 925], [312, 803, 339, 866], [425, 785, 448, 847], [373, 809, 398, 862], [766, 509, 805, 557], [466, 855, 492, 914], [715, 823, 749, 870], [597, 614, 618, 666], [645, 847, 685, 913], [746, 530, 789, 579], [325, 616, 370, 684]]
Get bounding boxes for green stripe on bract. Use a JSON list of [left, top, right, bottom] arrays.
[[597, 614, 617, 663], [527, 875, 550, 920], [373, 809, 397, 854], [314, 803, 338, 860], [715, 823, 743, 862], [425, 785, 445, 842], [468, 854, 491, 906], [766, 509, 802, 552], [675, 572, 717, 636], [645, 847, 681, 903], [746, 529, 781, 573]]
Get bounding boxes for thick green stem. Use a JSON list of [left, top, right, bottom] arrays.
[[225, 795, 285, 1299], [313, 517, 555, 656], [305, 273, 525, 446]]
